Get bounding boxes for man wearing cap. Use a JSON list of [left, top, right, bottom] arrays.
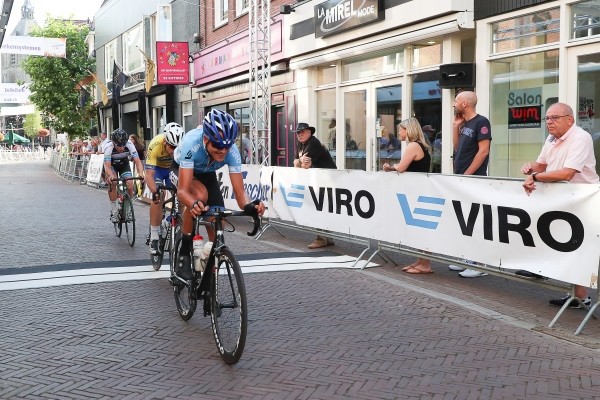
[[292, 122, 337, 248]]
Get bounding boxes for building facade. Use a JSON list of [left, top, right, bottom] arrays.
[[93, 0, 199, 141], [473, 0, 600, 178]]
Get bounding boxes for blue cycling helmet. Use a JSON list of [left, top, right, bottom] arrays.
[[202, 109, 238, 149], [111, 128, 128, 146]]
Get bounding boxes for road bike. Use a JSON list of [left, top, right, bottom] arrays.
[[111, 176, 143, 246], [150, 184, 181, 271], [171, 203, 261, 365]]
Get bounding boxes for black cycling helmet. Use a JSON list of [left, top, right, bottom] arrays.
[[202, 109, 238, 149], [111, 128, 128, 146]]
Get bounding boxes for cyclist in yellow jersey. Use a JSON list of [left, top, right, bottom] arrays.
[[146, 122, 186, 254]]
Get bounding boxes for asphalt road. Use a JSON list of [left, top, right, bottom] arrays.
[[0, 159, 599, 400]]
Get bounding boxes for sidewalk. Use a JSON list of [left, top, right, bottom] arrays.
[[1, 160, 600, 399]]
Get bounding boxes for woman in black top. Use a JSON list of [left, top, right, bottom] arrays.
[[382, 118, 433, 274]]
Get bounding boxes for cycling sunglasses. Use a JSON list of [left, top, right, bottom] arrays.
[[209, 141, 233, 150]]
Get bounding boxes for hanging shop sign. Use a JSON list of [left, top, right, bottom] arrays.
[[156, 41, 189, 85], [315, 0, 384, 38]]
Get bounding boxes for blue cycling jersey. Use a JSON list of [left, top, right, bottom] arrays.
[[174, 127, 242, 174]]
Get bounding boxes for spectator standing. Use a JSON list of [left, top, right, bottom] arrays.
[[129, 134, 146, 162], [521, 102, 597, 308], [448, 90, 492, 278], [98, 132, 109, 154], [383, 118, 433, 274], [293, 122, 337, 249]]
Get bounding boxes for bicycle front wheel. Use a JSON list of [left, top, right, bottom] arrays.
[[123, 195, 136, 246], [210, 247, 247, 365], [172, 235, 197, 321]]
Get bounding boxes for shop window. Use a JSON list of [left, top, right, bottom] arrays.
[[489, 50, 559, 177], [412, 43, 442, 69], [342, 49, 404, 82], [317, 89, 336, 155], [232, 107, 251, 163], [317, 64, 336, 86], [571, 1, 600, 40], [376, 85, 402, 171], [412, 71, 441, 172], [492, 8, 560, 53], [215, 0, 228, 27]]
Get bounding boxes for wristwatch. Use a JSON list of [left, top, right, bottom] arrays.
[[531, 172, 539, 181]]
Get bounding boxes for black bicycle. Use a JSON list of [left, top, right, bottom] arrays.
[[171, 202, 261, 365], [111, 176, 143, 246], [150, 184, 181, 271]]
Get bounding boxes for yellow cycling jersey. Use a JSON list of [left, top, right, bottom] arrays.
[[145, 134, 173, 169]]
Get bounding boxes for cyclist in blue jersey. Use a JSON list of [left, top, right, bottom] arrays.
[[173, 109, 265, 279], [104, 128, 145, 223]]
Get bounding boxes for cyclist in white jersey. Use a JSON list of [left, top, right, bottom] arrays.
[[173, 109, 265, 279]]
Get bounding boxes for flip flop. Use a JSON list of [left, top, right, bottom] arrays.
[[406, 267, 433, 274]]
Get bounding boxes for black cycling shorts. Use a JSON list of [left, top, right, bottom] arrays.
[[170, 162, 224, 208]]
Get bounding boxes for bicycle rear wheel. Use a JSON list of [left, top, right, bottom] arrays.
[[210, 247, 247, 365], [122, 195, 135, 246], [172, 235, 197, 321]]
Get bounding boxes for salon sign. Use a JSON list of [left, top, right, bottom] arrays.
[[507, 88, 542, 129], [315, 0, 384, 38]]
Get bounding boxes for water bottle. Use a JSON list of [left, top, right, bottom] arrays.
[[192, 234, 205, 272], [200, 241, 212, 272], [161, 215, 171, 236]]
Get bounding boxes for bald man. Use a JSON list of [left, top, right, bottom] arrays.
[[448, 90, 492, 278]]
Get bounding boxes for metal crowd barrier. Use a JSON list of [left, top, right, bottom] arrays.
[[0, 148, 48, 163], [49, 152, 91, 184]]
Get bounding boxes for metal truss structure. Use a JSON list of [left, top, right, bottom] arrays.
[[248, 0, 271, 166]]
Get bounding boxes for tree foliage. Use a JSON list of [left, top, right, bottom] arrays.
[[22, 19, 96, 138], [22, 112, 42, 138]]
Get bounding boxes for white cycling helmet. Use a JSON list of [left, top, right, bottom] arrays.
[[163, 122, 185, 147]]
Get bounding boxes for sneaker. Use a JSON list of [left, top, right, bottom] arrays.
[[448, 264, 466, 272], [149, 240, 159, 255], [308, 237, 332, 249], [549, 294, 592, 309], [459, 268, 487, 278], [110, 212, 119, 223], [177, 255, 193, 280]]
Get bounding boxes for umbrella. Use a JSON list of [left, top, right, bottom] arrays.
[[0, 131, 30, 145]]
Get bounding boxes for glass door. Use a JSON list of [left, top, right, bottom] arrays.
[[567, 45, 600, 176], [342, 87, 368, 170]]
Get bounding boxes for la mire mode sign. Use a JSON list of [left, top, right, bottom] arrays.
[[315, 0, 383, 38]]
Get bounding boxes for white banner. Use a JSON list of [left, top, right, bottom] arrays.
[[271, 168, 600, 288], [85, 155, 104, 185], [218, 164, 274, 217], [1, 36, 66, 58], [0, 83, 30, 103]]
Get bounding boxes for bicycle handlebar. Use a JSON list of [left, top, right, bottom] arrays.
[[111, 176, 144, 183], [156, 183, 177, 193], [199, 206, 262, 237]]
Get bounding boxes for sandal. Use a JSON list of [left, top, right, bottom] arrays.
[[406, 267, 433, 274], [402, 261, 420, 272]]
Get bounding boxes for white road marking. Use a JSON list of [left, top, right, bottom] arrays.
[[0, 255, 378, 291]]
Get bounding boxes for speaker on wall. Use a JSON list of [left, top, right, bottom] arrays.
[[439, 63, 476, 88]]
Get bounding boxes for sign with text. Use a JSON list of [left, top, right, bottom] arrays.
[[0, 36, 66, 57], [507, 88, 542, 129], [0, 83, 30, 103], [315, 0, 384, 38], [156, 41, 189, 85]]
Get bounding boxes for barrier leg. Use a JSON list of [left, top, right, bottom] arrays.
[[255, 218, 284, 240], [575, 301, 599, 335]]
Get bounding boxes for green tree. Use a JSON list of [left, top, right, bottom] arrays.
[[22, 112, 42, 138], [22, 18, 96, 138]]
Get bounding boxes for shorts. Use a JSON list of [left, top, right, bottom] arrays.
[[152, 166, 172, 186], [170, 162, 224, 207], [110, 160, 132, 178]]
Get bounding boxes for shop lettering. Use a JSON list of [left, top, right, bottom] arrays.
[[452, 201, 584, 252], [309, 187, 375, 218], [318, 1, 375, 23], [507, 92, 542, 106], [510, 106, 540, 121]]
